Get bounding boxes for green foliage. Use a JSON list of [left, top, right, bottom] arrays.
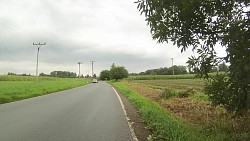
[[205, 73, 249, 114], [177, 88, 196, 98], [138, 65, 187, 75], [39, 72, 50, 77], [109, 64, 129, 80], [0, 78, 89, 104], [218, 62, 229, 72], [136, 0, 250, 114], [99, 70, 110, 80], [160, 88, 195, 99], [50, 71, 77, 78], [160, 88, 177, 99]]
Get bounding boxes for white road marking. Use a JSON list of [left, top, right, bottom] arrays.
[[112, 87, 138, 141]]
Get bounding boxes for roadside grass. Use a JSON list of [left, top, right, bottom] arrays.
[[121, 78, 250, 141], [0, 77, 89, 104], [111, 81, 226, 141]]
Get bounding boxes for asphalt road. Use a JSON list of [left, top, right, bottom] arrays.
[[0, 81, 133, 141]]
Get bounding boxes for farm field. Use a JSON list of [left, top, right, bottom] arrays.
[[113, 75, 250, 141], [0, 75, 89, 104]]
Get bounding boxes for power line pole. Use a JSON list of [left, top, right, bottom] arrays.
[[33, 42, 46, 81], [171, 58, 174, 75], [90, 61, 95, 78], [77, 62, 82, 78]]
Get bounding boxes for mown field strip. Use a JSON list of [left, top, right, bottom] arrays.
[[0, 77, 89, 104]]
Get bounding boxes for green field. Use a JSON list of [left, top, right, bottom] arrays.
[[127, 74, 196, 80], [133, 79, 204, 91], [112, 74, 250, 141], [0, 75, 89, 104]]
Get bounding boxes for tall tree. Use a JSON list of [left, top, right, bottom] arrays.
[[110, 64, 129, 80], [99, 70, 110, 80], [136, 0, 250, 114]]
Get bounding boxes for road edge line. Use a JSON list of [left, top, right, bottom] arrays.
[[112, 87, 138, 141]]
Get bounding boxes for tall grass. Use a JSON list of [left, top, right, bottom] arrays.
[[111, 81, 226, 141], [0, 78, 89, 104]]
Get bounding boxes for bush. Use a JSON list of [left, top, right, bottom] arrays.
[[110, 65, 128, 80], [205, 73, 249, 115]]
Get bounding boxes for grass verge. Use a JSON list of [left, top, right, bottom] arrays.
[[111, 81, 226, 141], [0, 78, 89, 104]]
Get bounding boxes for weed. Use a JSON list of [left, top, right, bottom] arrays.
[[159, 88, 177, 99], [159, 88, 196, 99], [177, 88, 196, 98]]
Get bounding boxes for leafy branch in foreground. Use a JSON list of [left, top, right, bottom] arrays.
[[136, 0, 250, 114]]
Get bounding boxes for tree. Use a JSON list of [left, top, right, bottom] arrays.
[[136, 0, 250, 114], [110, 64, 129, 80], [7, 72, 16, 75], [99, 70, 110, 80], [50, 71, 77, 78], [39, 72, 49, 76], [218, 62, 229, 72]]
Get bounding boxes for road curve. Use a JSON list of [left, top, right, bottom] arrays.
[[0, 81, 133, 141]]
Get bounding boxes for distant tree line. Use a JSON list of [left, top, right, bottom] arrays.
[[130, 62, 228, 76], [132, 65, 188, 75], [210, 62, 229, 73], [7, 71, 81, 78], [191, 62, 229, 73], [7, 72, 31, 76], [39, 71, 77, 78]]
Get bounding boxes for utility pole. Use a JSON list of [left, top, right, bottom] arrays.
[[77, 62, 82, 78], [171, 58, 174, 75], [33, 42, 46, 81], [90, 61, 95, 78]]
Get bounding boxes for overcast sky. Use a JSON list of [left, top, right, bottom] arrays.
[[0, 0, 226, 76]]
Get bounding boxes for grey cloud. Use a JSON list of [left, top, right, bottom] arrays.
[[0, 0, 195, 75]]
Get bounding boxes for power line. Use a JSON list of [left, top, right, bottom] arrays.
[[171, 58, 174, 75], [90, 61, 95, 78], [77, 62, 82, 78], [33, 42, 46, 81]]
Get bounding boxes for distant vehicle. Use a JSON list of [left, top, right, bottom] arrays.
[[92, 79, 98, 83]]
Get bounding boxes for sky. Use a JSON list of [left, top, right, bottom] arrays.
[[0, 0, 226, 76]]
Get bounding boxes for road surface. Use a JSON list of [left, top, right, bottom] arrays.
[[0, 81, 133, 141]]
